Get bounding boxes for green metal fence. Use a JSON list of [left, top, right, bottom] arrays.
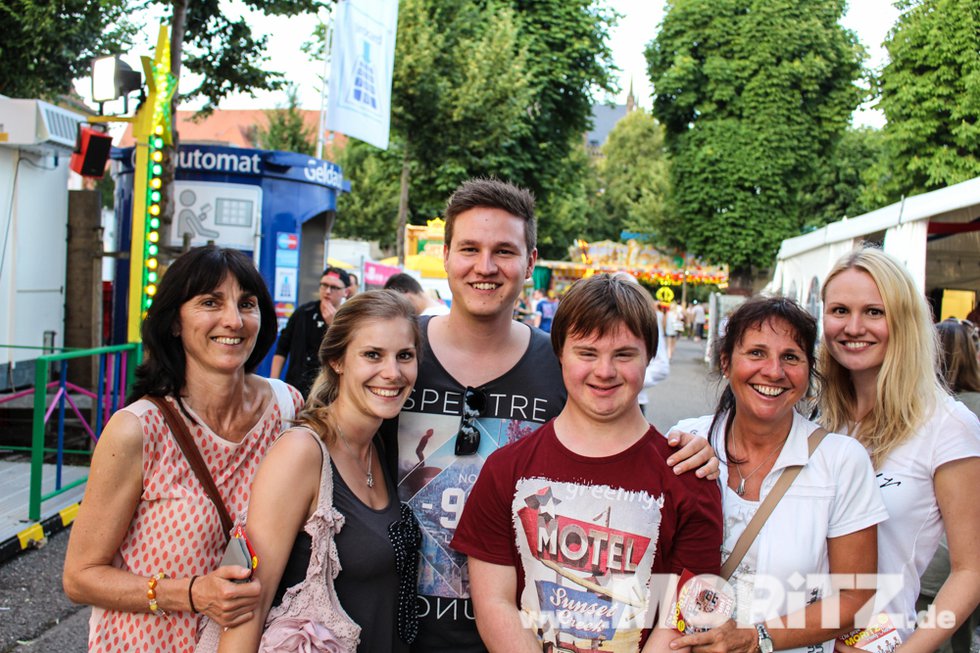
[[16, 343, 143, 520]]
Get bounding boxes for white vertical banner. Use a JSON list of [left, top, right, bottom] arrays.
[[326, 0, 399, 151]]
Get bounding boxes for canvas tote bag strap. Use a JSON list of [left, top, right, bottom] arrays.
[[720, 427, 828, 580], [146, 395, 234, 540]]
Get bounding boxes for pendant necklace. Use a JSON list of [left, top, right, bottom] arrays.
[[732, 433, 786, 497], [335, 421, 374, 488]]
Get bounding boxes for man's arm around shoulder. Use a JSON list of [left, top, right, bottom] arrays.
[[468, 557, 542, 653]]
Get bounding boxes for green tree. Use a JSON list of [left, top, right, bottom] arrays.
[[595, 109, 670, 240], [506, 0, 618, 198], [647, 0, 864, 283], [332, 0, 617, 260], [255, 85, 315, 155], [333, 139, 402, 248], [347, 0, 535, 259], [535, 141, 599, 259], [0, 0, 136, 99], [154, 0, 326, 243], [800, 126, 886, 227], [165, 0, 327, 112], [868, 0, 980, 204]]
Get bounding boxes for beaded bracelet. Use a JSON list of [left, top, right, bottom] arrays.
[[147, 572, 168, 616]]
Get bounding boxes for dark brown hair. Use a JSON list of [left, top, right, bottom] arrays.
[[937, 319, 980, 393], [550, 274, 658, 363], [444, 178, 536, 255], [128, 246, 276, 404]]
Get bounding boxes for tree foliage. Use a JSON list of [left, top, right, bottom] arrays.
[[801, 126, 886, 227], [867, 0, 980, 204], [0, 0, 136, 99], [646, 0, 865, 276], [506, 0, 618, 196], [595, 109, 670, 241], [535, 142, 599, 258], [164, 0, 327, 112], [334, 0, 617, 259], [390, 0, 534, 211], [333, 139, 402, 248], [153, 0, 325, 242], [254, 85, 315, 155]]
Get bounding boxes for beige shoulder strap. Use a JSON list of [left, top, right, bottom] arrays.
[[720, 428, 828, 580]]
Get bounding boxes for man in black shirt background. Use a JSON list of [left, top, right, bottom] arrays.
[[270, 266, 350, 396]]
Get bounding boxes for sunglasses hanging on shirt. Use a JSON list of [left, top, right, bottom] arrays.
[[454, 386, 487, 456]]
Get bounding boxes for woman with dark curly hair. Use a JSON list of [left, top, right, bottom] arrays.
[[668, 296, 886, 653]]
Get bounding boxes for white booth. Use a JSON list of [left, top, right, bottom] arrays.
[[0, 98, 85, 389]]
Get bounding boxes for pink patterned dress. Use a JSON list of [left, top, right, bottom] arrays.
[[87, 379, 302, 652]]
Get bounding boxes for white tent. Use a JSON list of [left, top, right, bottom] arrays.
[[768, 176, 980, 314]]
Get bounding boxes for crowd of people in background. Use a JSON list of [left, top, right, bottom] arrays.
[[64, 177, 979, 653]]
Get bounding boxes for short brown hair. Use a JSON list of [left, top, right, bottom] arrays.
[[444, 178, 536, 254], [550, 274, 658, 363]]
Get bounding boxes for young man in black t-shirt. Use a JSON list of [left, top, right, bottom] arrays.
[[381, 179, 718, 653], [381, 179, 564, 652], [270, 266, 349, 396]]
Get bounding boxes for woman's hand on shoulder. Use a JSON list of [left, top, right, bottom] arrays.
[[193, 566, 262, 628], [669, 619, 757, 653], [666, 430, 721, 480]]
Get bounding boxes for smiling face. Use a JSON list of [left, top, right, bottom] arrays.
[[822, 268, 889, 382], [332, 317, 418, 421], [177, 274, 260, 377], [443, 207, 536, 322], [559, 322, 648, 425], [722, 318, 810, 431]]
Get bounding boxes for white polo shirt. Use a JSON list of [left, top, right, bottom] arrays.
[[853, 395, 980, 638], [670, 410, 888, 653]]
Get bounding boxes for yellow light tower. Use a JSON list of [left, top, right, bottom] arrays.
[[126, 25, 177, 341]]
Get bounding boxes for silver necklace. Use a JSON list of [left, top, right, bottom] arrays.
[[335, 422, 374, 488], [731, 434, 785, 497]]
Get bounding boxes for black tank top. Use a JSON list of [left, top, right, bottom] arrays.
[[272, 437, 409, 653]]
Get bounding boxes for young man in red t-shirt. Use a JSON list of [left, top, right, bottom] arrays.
[[451, 273, 723, 653]]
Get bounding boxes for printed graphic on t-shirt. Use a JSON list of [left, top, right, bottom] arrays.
[[512, 477, 664, 652], [397, 410, 542, 598]]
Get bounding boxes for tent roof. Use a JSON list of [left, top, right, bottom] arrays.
[[777, 177, 980, 292], [777, 176, 980, 260]]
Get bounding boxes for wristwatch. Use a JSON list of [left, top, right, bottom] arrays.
[[755, 623, 774, 653]]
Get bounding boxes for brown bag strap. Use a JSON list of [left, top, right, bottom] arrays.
[[720, 427, 828, 580], [146, 395, 234, 540]]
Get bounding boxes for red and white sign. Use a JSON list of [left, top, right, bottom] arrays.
[[364, 261, 402, 287]]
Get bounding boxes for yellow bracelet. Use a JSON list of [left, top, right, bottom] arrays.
[[147, 572, 168, 616]]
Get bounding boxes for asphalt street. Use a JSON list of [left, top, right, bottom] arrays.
[[0, 337, 718, 651]]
